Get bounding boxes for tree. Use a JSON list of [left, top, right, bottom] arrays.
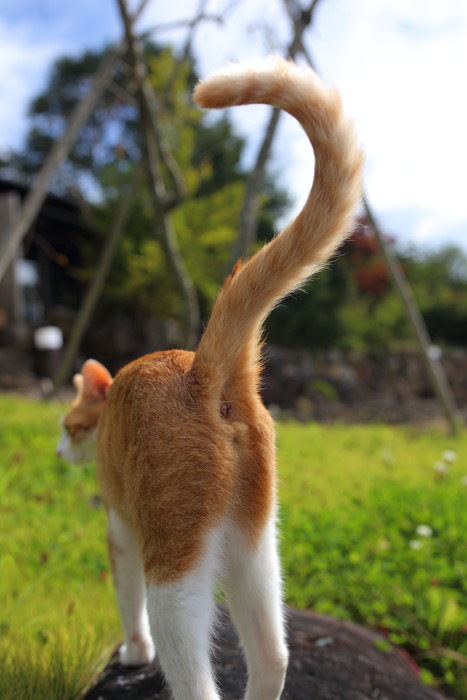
[[2, 43, 287, 346], [7, 37, 464, 360]]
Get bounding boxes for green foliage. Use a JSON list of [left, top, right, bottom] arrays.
[[402, 245, 467, 346], [266, 235, 467, 351], [266, 262, 350, 349], [176, 182, 246, 297], [338, 289, 411, 351], [1, 397, 467, 697], [81, 178, 248, 323], [5, 42, 287, 328]]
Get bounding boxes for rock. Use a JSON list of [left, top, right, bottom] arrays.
[[83, 607, 450, 700]]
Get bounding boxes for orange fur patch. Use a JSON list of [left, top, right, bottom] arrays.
[[96, 350, 275, 583]]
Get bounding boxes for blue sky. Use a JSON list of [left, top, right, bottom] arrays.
[[1, 0, 466, 252]]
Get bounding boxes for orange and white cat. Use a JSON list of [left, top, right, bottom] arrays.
[[57, 58, 363, 700]]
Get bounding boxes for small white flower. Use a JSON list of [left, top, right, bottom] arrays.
[[409, 539, 423, 551], [434, 461, 449, 475], [416, 525, 433, 538], [442, 450, 457, 464]]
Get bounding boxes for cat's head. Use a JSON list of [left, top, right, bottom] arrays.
[[56, 359, 112, 465]]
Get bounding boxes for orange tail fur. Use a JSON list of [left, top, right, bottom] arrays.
[[192, 58, 363, 399]]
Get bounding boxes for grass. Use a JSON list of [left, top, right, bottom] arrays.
[[0, 396, 117, 699], [277, 422, 467, 694], [0, 395, 466, 697]]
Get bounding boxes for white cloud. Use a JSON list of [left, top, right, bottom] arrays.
[[278, 0, 467, 248]]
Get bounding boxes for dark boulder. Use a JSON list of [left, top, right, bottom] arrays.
[[84, 606, 450, 700]]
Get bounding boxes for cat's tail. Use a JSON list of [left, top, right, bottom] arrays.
[[191, 58, 363, 400]]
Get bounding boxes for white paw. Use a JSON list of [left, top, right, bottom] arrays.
[[119, 635, 155, 666]]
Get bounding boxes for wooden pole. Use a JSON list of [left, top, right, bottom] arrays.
[[116, 0, 200, 349], [51, 173, 140, 393], [363, 197, 461, 433]]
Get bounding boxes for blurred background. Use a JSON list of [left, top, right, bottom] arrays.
[[1, 4, 467, 698]]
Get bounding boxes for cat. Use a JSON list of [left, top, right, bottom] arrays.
[[56, 57, 363, 700]]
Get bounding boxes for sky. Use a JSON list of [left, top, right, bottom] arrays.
[[0, 0, 466, 253]]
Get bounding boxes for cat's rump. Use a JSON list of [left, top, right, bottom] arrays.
[[191, 57, 363, 400]]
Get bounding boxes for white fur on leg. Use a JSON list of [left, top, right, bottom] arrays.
[[146, 528, 223, 700], [107, 510, 155, 666], [224, 518, 288, 700]]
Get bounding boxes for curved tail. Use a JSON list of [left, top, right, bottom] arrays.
[[191, 58, 363, 399]]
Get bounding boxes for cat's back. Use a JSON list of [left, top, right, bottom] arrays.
[[97, 349, 239, 533], [111, 349, 195, 404], [99, 349, 199, 453]]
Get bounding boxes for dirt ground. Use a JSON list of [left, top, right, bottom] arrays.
[[84, 606, 451, 700]]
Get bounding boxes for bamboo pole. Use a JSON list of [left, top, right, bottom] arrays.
[[0, 49, 120, 283], [363, 197, 461, 433], [116, 0, 200, 349], [51, 173, 140, 393]]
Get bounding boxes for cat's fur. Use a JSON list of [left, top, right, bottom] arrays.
[[57, 58, 363, 700]]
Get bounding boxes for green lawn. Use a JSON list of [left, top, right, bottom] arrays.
[[277, 422, 467, 694], [0, 396, 117, 700], [1, 395, 466, 698]]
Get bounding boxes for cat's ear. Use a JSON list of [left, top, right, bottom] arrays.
[[73, 373, 84, 395], [81, 359, 113, 403]]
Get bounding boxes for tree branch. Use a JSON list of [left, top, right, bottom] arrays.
[[162, 0, 211, 105]]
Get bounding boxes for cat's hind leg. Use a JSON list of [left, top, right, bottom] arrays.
[[224, 518, 288, 700], [145, 528, 222, 700], [107, 509, 155, 666]]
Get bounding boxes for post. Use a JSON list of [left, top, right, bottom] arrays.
[[0, 192, 23, 335], [364, 197, 461, 434], [51, 174, 140, 393], [116, 0, 200, 349]]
